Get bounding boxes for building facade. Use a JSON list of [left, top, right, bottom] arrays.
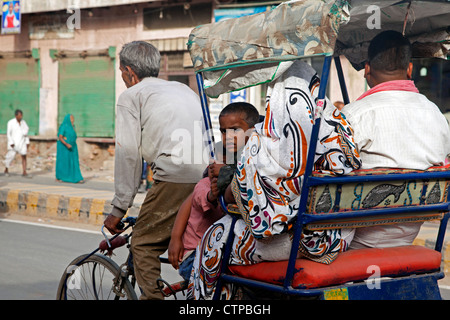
[[0, 0, 215, 139], [1, 0, 447, 165]]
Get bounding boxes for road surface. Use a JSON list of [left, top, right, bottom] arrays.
[[0, 216, 181, 300], [0, 216, 449, 300]]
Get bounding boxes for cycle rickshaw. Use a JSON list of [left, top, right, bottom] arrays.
[[57, 0, 450, 300], [187, 0, 450, 300]]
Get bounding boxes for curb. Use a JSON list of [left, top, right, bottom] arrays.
[[423, 238, 450, 278], [0, 188, 139, 225]]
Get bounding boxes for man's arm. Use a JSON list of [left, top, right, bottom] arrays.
[[192, 177, 219, 213], [22, 120, 30, 145], [22, 120, 29, 136], [105, 101, 142, 234]]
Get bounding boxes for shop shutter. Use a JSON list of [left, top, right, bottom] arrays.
[[58, 54, 115, 137], [0, 52, 40, 135]]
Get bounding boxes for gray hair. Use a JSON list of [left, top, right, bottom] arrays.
[[119, 41, 161, 79]]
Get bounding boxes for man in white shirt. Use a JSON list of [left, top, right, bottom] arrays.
[[103, 41, 206, 299], [4, 109, 30, 177], [341, 30, 450, 249]]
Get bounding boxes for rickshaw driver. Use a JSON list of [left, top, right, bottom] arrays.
[[103, 41, 206, 300], [341, 30, 450, 249]]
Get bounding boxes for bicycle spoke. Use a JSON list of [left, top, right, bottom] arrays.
[[97, 262, 109, 300], [59, 253, 137, 300], [81, 262, 96, 299]]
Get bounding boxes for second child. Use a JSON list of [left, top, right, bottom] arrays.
[[168, 102, 260, 281]]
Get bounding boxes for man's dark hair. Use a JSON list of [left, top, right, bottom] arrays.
[[15, 109, 23, 116], [119, 41, 161, 79], [367, 30, 412, 72], [220, 102, 260, 127]]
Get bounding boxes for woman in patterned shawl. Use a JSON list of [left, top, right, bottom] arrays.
[[187, 60, 361, 300]]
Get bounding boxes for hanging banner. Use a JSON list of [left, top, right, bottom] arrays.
[[1, 0, 21, 35]]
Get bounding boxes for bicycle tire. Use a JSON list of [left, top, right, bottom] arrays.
[[56, 253, 138, 300]]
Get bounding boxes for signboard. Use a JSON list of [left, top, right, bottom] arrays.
[[1, 0, 21, 34], [230, 89, 247, 103], [213, 5, 274, 22]]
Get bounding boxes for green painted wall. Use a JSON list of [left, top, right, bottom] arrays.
[[58, 56, 115, 137], [0, 57, 40, 135]]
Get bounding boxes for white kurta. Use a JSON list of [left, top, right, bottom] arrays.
[[4, 118, 30, 168], [111, 77, 207, 216], [341, 90, 450, 249]]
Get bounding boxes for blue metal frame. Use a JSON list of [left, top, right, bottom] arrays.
[[212, 214, 239, 300], [196, 73, 216, 160], [195, 56, 450, 300], [284, 55, 333, 288], [334, 56, 350, 105], [343, 272, 444, 300]]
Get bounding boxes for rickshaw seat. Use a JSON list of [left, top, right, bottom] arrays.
[[222, 165, 450, 295], [228, 245, 441, 289]]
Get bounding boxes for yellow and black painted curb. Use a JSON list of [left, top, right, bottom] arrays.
[[0, 188, 139, 225]]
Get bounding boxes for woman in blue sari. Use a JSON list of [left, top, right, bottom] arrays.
[[56, 114, 84, 183]]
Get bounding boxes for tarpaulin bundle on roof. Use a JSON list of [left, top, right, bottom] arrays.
[[188, 0, 450, 97]]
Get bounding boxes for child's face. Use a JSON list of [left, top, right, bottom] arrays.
[[219, 112, 251, 153]]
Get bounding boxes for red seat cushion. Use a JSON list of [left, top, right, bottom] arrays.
[[228, 245, 441, 289]]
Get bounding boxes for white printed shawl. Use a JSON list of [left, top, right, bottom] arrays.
[[234, 60, 361, 240], [187, 60, 361, 300]]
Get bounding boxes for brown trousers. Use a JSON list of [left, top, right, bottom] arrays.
[[130, 180, 196, 300]]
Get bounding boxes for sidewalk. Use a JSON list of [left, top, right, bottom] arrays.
[[0, 164, 146, 226]]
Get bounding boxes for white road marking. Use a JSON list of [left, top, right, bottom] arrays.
[[0, 218, 102, 235]]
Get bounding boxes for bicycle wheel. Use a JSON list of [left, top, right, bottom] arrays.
[[56, 253, 138, 300]]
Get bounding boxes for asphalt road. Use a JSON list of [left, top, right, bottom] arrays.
[[1, 216, 450, 300], [0, 217, 181, 300]]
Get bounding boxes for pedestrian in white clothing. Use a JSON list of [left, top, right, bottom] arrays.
[[4, 109, 30, 177]]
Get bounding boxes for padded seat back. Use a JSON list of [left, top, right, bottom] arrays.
[[305, 166, 450, 230]]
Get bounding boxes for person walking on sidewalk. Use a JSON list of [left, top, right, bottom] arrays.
[[3, 109, 30, 177], [103, 41, 206, 300], [55, 114, 84, 183]]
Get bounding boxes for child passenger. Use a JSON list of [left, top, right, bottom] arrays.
[[168, 102, 260, 282]]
